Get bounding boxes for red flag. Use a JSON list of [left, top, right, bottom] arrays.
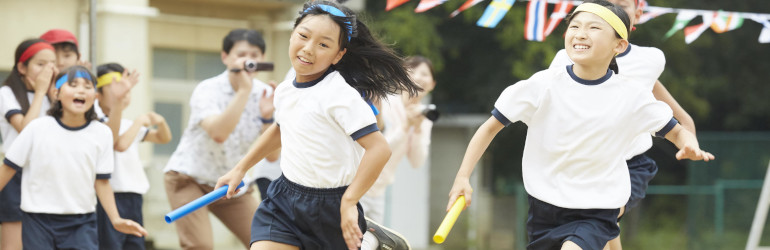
[[386, 0, 410, 11], [415, 0, 447, 13], [543, 0, 574, 37], [450, 0, 485, 18]]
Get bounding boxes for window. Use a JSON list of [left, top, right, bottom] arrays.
[[153, 102, 184, 155], [152, 48, 225, 81]]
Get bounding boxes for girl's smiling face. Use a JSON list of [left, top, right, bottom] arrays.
[[18, 49, 56, 89], [565, 12, 626, 68], [289, 14, 347, 83], [57, 77, 96, 116]]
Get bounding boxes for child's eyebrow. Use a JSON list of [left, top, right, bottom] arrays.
[[298, 26, 337, 43]]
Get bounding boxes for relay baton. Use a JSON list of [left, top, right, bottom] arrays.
[[165, 181, 245, 223], [433, 195, 466, 244]]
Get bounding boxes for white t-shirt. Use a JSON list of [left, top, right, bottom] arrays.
[[493, 66, 674, 209], [164, 71, 274, 185], [4, 116, 114, 214], [275, 69, 378, 188], [366, 94, 432, 197], [101, 117, 150, 194], [549, 44, 666, 159], [0, 86, 51, 152]]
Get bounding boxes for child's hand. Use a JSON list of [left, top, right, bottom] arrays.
[[340, 204, 363, 250], [135, 114, 151, 127], [447, 177, 473, 211], [30, 64, 56, 93], [215, 168, 247, 199], [404, 103, 424, 131], [228, 58, 254, 93], [146, 112, 165, 126], [676, 145, 715, 162], [111, 218, 148, 237], [259, 81, 276, 120]]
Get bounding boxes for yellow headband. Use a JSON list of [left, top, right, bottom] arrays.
[[96, 72, 122, 88], [573, 3, 628, 40]]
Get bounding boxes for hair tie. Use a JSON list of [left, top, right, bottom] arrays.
[[55, 70, 93, 89], [19, 42, 54, 64], [572, 3, 628, 40], [304, 4, 353, 42], [96, 72, 122, 88]]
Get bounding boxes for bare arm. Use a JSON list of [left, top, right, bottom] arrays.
[[200, 85, 252, 143], [259, 124, 280, 162], [143, 112, 172, 144], [406, 120, 432, 169], [114, 115, 149, 152], [652, 80, 696, 135], [94, 179, 148, 237], [216, 124, 282, 197], [341, 131, 391, 249], [663, 124, 714, 161], [0, 165, 18, 192], [10, 64, 57, 132], [448, 117, 505, 210]]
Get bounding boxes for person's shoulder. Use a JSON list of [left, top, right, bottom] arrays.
[[89, 120, 113, 135], [323, 71, 358, 93], [195, 71, 228, 89], [629, 44, 665, 63], [528, 67, 565, 83], [0, 85, 15, 97]]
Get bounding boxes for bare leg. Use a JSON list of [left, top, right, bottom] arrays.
[[251, 241, 299, 250], [562, 240, 583, 250], [1, 222, 22, 250]]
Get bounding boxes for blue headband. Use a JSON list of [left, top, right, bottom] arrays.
[[303, 4, 353, 42], [55, 70, 93, 89]]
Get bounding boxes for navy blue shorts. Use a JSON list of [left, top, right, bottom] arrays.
[[96, 192, 145, 250], [256, 177, 272, 200], [22, 212, 98, 250], [250, 175, 366, 249], [625, 153, 658, 212], [527, 195, 620, 250], [0, 171, 22, 222]]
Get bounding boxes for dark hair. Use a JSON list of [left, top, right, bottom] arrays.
[[52, 42, 79, 58], [2, 39, 50, 115], [566, 0, 630, 74], [47, 65, 98, 121], [96, 63, 125, 93], [222, 29, 266, 55], [295, 1, 421, 102], [404, 56, 435, 77]]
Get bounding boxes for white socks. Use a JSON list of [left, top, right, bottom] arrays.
[[360, 231, 379, 250]]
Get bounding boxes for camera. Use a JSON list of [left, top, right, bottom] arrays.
[[230, 60, 274, 73], [422, 104, 440, 122]]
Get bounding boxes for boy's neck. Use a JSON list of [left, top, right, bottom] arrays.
[[60, 111, 88, 128], [572, 63, 610, 81]]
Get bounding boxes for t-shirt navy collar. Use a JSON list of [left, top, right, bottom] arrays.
[[617, 44, 632, 58], [55, 117, 92, 131], [566, 65, 613, 85], [293, 68, 333, 88]]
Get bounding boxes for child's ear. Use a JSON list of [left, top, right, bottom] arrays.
[[17, 63, 28, 75], [332, 48, 347, 65], [614, 39, 629, 55]]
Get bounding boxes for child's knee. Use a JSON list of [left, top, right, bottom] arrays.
[[562, 240, 583, 250]]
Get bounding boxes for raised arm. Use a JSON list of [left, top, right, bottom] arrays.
[[200, 59, 255, 143], [10, 64, 56, 132], [652, 80, 696, 135], [663, 124, 714, 161]]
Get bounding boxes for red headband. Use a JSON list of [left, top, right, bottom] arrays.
[[19, 42, 54, 64]]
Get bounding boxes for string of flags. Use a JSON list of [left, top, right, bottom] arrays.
[[384, 0, 770, 44]]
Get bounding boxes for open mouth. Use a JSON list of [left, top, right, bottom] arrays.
[[74, 98, 86, 105], [297, 56, 312, 65], [573, 44, 590, 51]]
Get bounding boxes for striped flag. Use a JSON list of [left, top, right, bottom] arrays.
[[415, 0, 447, 13], [524, 0, 547, 41], [683, 12, 715, 44], [386, 0, 410, 11], [450, 0, 485, 18], [476, 0, 515, 28], [710, 11, 744, 33], [664, 10, 698, 40], [543, 1, 574, 37], [638, 6, 673, 25]]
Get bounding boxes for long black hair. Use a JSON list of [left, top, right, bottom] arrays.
[[295, 1, 422, 102], [2, 39, 50, 115], [47, 65, 98, 121], [565, 0, 630, 74]]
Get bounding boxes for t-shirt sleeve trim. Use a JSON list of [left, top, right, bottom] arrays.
[[3, 158, 22, 172], [655, 117, 678, 137], [96, 173, 111, 179], [5, 109, 22, 122], [350, 123, 379, 141], [491, 108, 512, 127], [141, 129, 150, 142]]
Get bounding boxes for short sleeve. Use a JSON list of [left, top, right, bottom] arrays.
[[0, 87, 22, 122], [4, 120, 35, 169], [96, 127, 115, 179], [189, 82, 223, 126], [328, 87, 378, 140], [492, 80, 542, 126], [630, 91, 674, 136], [549, 49, 572, 70]]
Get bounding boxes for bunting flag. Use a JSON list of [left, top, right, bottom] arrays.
[[638, 6, 674, 25], [711, 11, 744, 33], [524, 0, 547, 41], [664, 10, 698, 39], [415, 0, 447, 13], [636, 0, 648, 10], [543, 1, 574, 36], [386, 0, 410, 11], [450, 0, 485, 18], [476, 0, 516, 28], [683, 12, 715, 44], [751, 16, 770, 43]]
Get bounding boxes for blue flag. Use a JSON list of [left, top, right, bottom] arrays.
[[476, 0, 516, 28]]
